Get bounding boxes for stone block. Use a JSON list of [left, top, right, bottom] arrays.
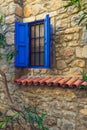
[[23, 16, 35, 22], [9, 3, 15, 15], [82, 45, 87, 58], [57, 60, 67, 70], [6, 32, 14, 45], [71, 59, 85, 67], [5, 15, 15, 24], [36, 13, 46, 20], [0, 0, 4, 4], [15, 4, 22, 17], [64, 34, 73, 42], [49, 126, 59, 130], [24, 5, 32, 17], [76, 47, 83, 58], [61, 120, 75, 130], [57, 118, 62, 128], [63, 48, 74, 56], [65, 27, 82, 34], [80, 109, 87, 116], [50, 11, 57, 17], [63, 67, 83, 76]]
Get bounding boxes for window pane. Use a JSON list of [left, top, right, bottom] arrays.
[[31, 53, 34, 65], [31, 39, 34, 47], [36, 39, 39, 52], [40, 38, 44, 46], [40, 24, 44, 37], [31, 47, 35, 52], [31, 26, 34, 38], [35, 53, 39, 66], [36, 25, 39, 38], [40, 52, 44, 66]]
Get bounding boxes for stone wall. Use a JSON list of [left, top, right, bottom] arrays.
[[9, 85, 87, 130], [0, 0, 23, 110], [0, 1, 87, 130], [23, 0, 87, 77]]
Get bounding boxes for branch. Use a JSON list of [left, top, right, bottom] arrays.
[[0, 69, 13, 104]]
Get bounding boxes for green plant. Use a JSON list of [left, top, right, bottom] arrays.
[[0, 106, 48, 130], [0, 14, 16, 60], [80, 72, 87, 89], [0, 14, 48, 130], [64, 0, 87, 26]]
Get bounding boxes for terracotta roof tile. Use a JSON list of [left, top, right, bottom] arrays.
[[14, 77, 87, 89], [39, 77, 51, 85], [57, 77, 71, 87], [51, 77, 63, 86], [64, 77, 78, 88], [72, 79, 83, 88]]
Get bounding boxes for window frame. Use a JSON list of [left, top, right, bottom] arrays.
[[29, 19, 46, 69], [15, 14, 51, 69]]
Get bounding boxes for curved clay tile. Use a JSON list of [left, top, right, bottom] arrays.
[[57, 77, 71, 86], [26, 78, 35, 85], [33, 77, 43, 85], [20, 78, 28, 85], [72, 79, 83, 88], [15, 78, 25, 85], [39, 77, 51, 85], [52, 77, 63, 86], [45, 77, 56, 86], [81, 81, 87, 86], [64, 77, 78, 88], [47, 77, 62, 86], [14, 77, 87, 89]]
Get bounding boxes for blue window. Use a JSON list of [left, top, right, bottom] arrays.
[[15, 14, 50, 68]]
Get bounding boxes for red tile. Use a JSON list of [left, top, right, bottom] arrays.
[[15, 78, 25, 85], [81, 81, 87, 86], [51, 77, 63, 86], [45, 77, 56, 86], [48, 77, 63, 86], [57, 77, 71, 86], [64, 77, 78, 88], [26, 78, 34, 85], [39, 77, 51, 85], [14, 77, 87, 89], [33, 77, 43, 85], [72, 79, 83, 88]]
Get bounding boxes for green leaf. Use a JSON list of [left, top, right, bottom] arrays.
[[0, 14, 3, 24], [78, 13, 87, 25], [0, 121, 5, 128], [6, 50, 16, 61]]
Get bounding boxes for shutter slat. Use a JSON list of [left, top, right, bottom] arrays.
[[15, 22, 29, 67]]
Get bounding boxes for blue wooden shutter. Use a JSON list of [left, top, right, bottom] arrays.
[[44, 14, 50, 68], [15, 22, 29, 67]]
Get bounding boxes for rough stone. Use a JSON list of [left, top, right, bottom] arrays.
[[6, 32, 14, 45], [82, 46, 87, 58], [5, 15, 15, 24], [64, 34, 73, 42], [24, 5, 32, 17], [63, 48, 74, 56], [71, 60, 85, 67], [57, 60, 67, 70], [49, 126, 59, 130], [15, 4, 22, 16], [23, 16, 35, 22], [62, 119, 75, 130], [65, 27, 82, 34], [76, 47, 83, 58], [80, 109, 87, 116], [9, 3, 15, 15]]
